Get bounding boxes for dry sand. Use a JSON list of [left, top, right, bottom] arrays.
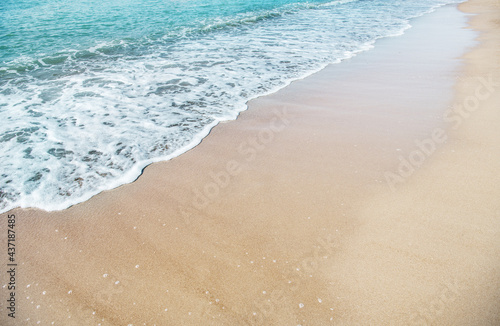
[[1, 0, 499, 325]]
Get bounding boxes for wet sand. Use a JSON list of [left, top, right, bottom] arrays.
[[1, 0, 500, 325]]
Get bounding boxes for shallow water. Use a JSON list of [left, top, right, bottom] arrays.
[[0, 0, 461, 212]]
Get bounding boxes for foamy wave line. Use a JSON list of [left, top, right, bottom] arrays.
[[2, 38, 406, 213], [0, 0, 463, 214], [3, 118, 219, 212]]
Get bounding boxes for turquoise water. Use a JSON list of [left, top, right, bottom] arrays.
[[1, 0, 330, 64], [0, 0, 461, 212]]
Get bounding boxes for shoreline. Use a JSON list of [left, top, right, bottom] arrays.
[[0, 2, 462, 215], [2, 1, 500, 325]]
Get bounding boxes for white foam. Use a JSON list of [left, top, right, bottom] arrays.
[[0, 0, 462, 213]]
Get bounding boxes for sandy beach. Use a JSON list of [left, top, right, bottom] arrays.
[[1, 0, 500, 325]]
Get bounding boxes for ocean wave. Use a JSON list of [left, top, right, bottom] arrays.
[[0, 0, 462, 213]]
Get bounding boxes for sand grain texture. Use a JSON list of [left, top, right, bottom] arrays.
[[1, 0, 499, 325]]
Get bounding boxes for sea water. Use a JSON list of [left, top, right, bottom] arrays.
[[0, 0, 462, 212]]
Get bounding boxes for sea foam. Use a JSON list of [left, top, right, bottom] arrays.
[[0, 0, 462, 212]]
